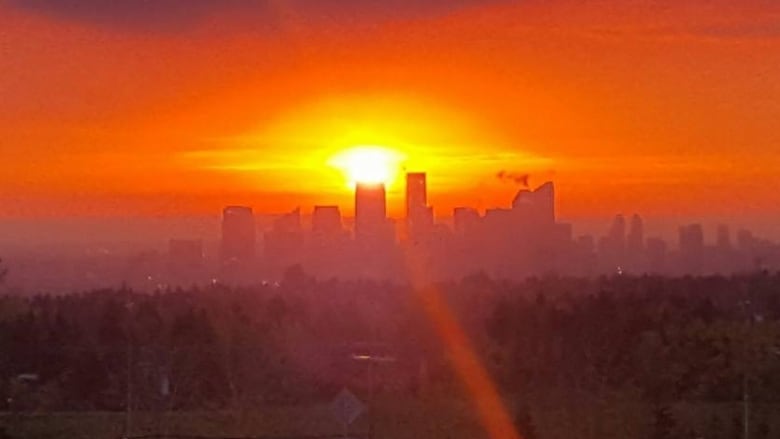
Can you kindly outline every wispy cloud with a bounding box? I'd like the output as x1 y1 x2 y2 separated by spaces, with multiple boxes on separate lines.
5 0 505 32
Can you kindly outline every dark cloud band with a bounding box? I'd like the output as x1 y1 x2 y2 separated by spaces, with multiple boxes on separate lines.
7 0 499 32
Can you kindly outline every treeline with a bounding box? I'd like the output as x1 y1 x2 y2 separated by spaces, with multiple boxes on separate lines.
0 270 441 411
2 270 780 414
485 273 780 403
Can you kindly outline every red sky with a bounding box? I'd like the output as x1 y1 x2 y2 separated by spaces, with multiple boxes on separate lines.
2 0 780 223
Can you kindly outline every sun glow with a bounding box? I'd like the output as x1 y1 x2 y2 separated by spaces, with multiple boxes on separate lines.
179 95 550 211
328 146 405 187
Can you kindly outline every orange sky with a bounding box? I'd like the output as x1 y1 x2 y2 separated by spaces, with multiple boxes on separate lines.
2 0 780 222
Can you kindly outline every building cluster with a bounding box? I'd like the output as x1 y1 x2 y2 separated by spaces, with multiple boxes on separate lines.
176 172 780 285
593 215 777 276
5 172 780 292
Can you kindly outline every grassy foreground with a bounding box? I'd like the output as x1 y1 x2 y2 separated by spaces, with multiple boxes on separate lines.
1 395 779 439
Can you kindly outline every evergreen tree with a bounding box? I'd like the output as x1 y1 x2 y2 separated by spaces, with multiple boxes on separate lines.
755 418 770 439
652 404 677 439
514 405 537 439
731 414 742 439
704 414 724 439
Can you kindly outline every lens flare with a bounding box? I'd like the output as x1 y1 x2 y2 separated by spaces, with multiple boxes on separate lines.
405 253 521 439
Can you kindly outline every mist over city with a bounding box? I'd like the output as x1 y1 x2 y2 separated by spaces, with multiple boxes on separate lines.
3 175 780 294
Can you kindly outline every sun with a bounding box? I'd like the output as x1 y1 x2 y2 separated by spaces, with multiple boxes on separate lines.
328 146 405 187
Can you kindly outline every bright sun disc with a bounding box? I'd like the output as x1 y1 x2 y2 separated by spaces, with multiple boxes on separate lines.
328 146 405 187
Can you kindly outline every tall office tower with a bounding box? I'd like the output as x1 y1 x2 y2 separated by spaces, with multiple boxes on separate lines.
714 224 734 274
309 205 346 277
453 207 480 234
511 181 556 224
627 214 645 253
716 225 732 250
406 172 427 217
221 206 256 263
264 207 303 276
533 181 555 223
272 207 301 233
679 223 705 274
598 214 627 272
609 214 627 251
679 224 704 253
624 214 645 273
737 229 755 252
354 182 387 241
312 205 342 236
406 172 433 237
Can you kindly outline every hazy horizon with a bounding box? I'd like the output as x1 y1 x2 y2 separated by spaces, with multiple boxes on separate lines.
2 211 779 248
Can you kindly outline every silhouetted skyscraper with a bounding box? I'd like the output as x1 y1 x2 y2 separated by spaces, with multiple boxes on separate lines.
308 205 347 277
627 214 644 253
273 207 302 233
406 173 426 216
453 207 480 234
511 181 555 224
264 207 303 277
679 224 705 274
312 205 342 235
737 229 755 252
406 172 433 238
713 224 734 273
355 182 388 241
609 214 626 249
221 206 256 264
534 181 555 223
598 214 627 273
716 225 732 250
623 214 646 273
679 224 704 252
353 182 398 278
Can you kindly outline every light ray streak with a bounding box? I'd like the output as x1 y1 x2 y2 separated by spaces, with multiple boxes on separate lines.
406 255 521 439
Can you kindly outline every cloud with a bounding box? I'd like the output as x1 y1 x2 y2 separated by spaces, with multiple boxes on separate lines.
11 0 777 41
6 0 502 32
694 20 780 40
576 3 780 42
496 170 529 187
6 0 228 31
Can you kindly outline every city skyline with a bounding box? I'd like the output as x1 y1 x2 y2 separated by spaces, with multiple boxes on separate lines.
2 1 780 221
2 170 778 293
205 173 780 284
